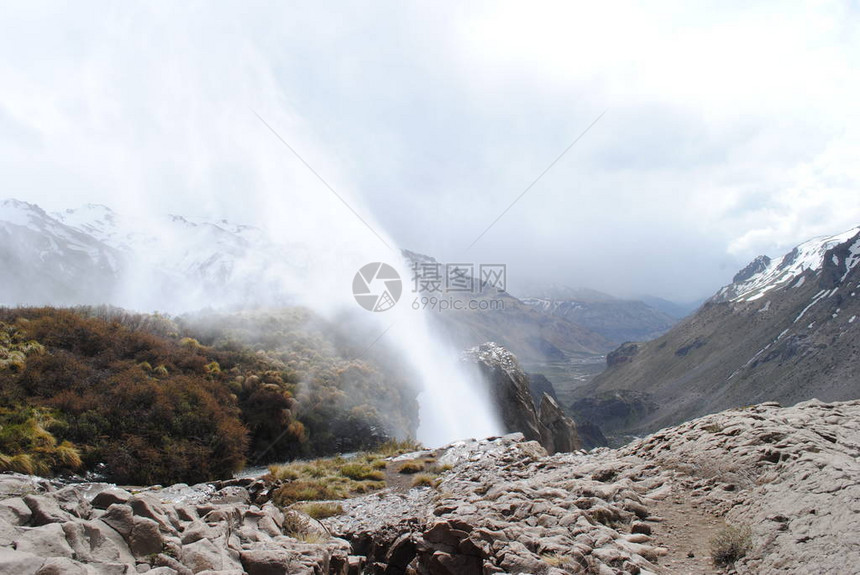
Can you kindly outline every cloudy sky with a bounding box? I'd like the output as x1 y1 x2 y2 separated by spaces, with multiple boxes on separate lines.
2 1 859 301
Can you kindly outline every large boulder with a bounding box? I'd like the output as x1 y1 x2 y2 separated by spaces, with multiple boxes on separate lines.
462 343 581 453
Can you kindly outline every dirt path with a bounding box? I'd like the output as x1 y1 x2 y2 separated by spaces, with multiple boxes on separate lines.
646 488 725 574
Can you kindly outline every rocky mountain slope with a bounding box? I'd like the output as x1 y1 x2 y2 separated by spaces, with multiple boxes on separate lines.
1 399 855 574
521 287 678 344
572 225 860 437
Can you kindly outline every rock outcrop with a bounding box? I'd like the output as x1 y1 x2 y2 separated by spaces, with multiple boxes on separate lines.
325 399 860 575
0 477 360 575
463 342 581 453
1 399 857 574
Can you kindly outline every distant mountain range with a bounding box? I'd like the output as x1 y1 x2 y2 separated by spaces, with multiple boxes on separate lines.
520 292 678 344
0 199 700 365
0 199 310 311
571 225 860 440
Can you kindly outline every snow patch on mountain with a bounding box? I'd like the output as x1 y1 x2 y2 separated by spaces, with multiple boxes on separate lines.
716 225 860 303
0 198 312 311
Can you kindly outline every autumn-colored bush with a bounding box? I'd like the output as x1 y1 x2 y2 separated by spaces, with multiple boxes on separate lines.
0 308 248 484
0 306 421 485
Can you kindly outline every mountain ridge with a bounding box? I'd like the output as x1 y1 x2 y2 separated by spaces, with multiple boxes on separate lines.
572 224 860 438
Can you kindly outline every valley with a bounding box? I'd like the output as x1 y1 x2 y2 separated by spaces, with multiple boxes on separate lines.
522 353 607 411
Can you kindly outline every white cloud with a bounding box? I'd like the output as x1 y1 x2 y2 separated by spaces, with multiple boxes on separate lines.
0 1 858 301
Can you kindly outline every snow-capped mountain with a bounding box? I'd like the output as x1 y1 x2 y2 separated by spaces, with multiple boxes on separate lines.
0 199 306 311
571 224 860 440
713 226 860 303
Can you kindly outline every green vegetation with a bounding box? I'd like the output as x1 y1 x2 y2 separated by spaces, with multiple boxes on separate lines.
339 462 385 481
0 306 420 485
411 473 440 488
711 524 753 567
397 459 425 474
269 451 392 504
0 407 82 475
373 438 423 457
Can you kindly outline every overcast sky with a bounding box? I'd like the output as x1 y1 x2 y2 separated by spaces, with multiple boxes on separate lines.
2 1 859 301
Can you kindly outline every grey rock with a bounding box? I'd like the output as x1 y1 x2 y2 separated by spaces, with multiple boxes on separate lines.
92 489 133 510
13 523 75 558
0 497 32 525
127 517 163 558
0 548 44 575
62 520 136 564
462 343 581 454
23 495 74 526
102 505 135 538
34 557 91 575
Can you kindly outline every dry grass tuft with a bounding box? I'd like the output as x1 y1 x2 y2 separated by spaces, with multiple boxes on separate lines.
711 524 753 567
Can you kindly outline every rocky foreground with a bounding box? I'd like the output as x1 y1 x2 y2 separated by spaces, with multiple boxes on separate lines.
0 399 857 574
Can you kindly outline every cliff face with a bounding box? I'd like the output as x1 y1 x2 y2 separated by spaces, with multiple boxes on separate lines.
462 342 581 454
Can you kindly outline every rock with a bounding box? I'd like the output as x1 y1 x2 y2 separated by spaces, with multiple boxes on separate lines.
129 496 177 534
239 549 296 575
62 520 136 564
241 510 281 538
153 554 192 575
0 548 45 575
630 521 651 535
23 495 74 526
0 474 52 499
13 523 75 558
0 497 33 525
0 399 855 575
34 557 91 575
50 485 94 518
427 550 482 575
462 343 581 454
102 505 135 538
180 520 226 545
209 487 249 506
385 533 417 570
181 538 237 572
538 393 581 454
128 517 163 558
92 489 133 510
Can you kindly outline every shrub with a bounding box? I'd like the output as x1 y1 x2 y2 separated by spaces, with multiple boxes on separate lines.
398 460 425 474
0 407 82 475
411 473 439 488
376 438 422 457
0 306 421 485
273 481 342 506
711 524 753 566
340 462 384 481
